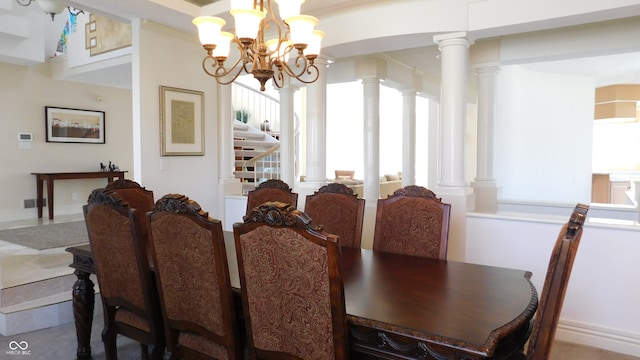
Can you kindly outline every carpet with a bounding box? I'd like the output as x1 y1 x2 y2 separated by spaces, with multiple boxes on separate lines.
0 221 89 250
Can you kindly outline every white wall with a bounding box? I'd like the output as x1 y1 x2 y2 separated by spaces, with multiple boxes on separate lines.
466 213 640 357
135 20 222 218
494 65 594 203
0 62 132 221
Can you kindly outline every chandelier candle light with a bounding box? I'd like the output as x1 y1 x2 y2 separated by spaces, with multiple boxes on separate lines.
193 0 324 91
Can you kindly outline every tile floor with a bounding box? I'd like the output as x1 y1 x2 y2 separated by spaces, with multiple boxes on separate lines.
0 215 637 359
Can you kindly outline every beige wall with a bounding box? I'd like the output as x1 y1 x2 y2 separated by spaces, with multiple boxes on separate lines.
0 20 226 222
0 62 132 221
134 20 222 218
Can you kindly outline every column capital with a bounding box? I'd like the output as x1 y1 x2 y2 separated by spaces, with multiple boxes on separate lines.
472 62 501 74
360 76 382 84
433 32 475 48
401 89 418 97
313 56 332 67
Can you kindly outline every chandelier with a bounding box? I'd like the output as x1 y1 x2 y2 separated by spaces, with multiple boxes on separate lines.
192 0 324 91
16 0 83 21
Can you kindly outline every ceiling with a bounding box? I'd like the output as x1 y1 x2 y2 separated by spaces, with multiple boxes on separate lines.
53 0 640 89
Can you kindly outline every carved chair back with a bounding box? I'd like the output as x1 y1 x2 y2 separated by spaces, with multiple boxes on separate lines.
245 179 298 215
106 179 154 238
83 188 165 360
373 185 451 259
147 194 241 360
305 182 365 248
524 203 589 360
233 202 350 360
489 204 589 360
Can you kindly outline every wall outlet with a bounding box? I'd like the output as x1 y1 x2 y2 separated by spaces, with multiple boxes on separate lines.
71 192 78 201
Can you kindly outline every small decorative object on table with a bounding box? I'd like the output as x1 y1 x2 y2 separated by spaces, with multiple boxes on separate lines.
100 161 120 172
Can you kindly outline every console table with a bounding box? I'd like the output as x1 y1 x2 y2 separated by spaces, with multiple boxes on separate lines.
32 171 126 219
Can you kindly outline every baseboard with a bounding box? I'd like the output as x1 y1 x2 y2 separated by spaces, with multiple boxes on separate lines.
0 206 83 223
556 318 640 357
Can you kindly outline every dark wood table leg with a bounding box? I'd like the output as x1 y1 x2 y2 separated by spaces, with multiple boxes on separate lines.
72 269 95 360
46 177 54 220
35 176 43 219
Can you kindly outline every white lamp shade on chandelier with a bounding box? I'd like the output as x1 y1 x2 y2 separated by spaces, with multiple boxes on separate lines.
16 0 83 20
192 0 324 91
37 0 66 14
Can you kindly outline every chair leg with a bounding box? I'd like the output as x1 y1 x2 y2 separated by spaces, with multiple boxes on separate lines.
102 327 118 360
140 343 150 360
150 343 165 360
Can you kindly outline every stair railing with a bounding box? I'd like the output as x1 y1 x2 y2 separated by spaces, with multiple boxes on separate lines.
242 144 281 184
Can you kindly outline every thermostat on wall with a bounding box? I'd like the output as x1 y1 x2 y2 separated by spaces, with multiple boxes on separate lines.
18 132 32 150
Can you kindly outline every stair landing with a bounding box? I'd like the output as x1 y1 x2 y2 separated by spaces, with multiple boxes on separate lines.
0 215 102 336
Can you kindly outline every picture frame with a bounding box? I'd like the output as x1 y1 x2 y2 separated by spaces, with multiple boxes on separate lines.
45 106 105 144
160 86 205 156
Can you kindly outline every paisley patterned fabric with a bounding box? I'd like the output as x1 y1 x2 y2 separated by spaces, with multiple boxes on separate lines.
239 226 335 360
178 332 229 360
150 215 226 336
86 206 146 310
246 179 298 215
148 192 241 360
106 180 154 237
374 196 448 259
84 189 165 359
305 192 363 248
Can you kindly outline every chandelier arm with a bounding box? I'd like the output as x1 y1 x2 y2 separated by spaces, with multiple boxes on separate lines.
213 67 245 85
201 56 245 85
279 53 312 79
271 69 285 89
296 63 320 84
241 44 258 75
16 0 32 6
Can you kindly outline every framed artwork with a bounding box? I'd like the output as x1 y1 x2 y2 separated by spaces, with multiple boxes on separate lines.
45 106 105 144
160 86 205 156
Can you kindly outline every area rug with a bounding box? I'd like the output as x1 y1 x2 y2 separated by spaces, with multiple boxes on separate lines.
0 221 88 250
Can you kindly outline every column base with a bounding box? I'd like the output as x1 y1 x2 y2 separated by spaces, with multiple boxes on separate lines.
471 181 498 212
433 186 474 262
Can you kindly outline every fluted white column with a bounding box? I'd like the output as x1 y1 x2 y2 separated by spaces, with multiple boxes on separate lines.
278 79 297 187
218 83 235 180
434 32 473 189
433 32 474 262
362 77 381 202
305 57 329 183
471 64 499 212
427 97 440 190
217 82 242 230
402 89 417 186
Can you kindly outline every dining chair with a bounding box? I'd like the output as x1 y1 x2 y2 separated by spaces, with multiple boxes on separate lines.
245 179 298 215
373 185 451 259
304 182 365 248
491 203 589 360
83 188 165 360
105 179 154 237
233 201 350 360
146 193 241 360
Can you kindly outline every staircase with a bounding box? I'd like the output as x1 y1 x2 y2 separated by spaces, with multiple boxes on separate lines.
233 120 281 194
0 244 103 336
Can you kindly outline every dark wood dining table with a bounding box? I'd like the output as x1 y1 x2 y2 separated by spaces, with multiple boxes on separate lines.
66 234 537 360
